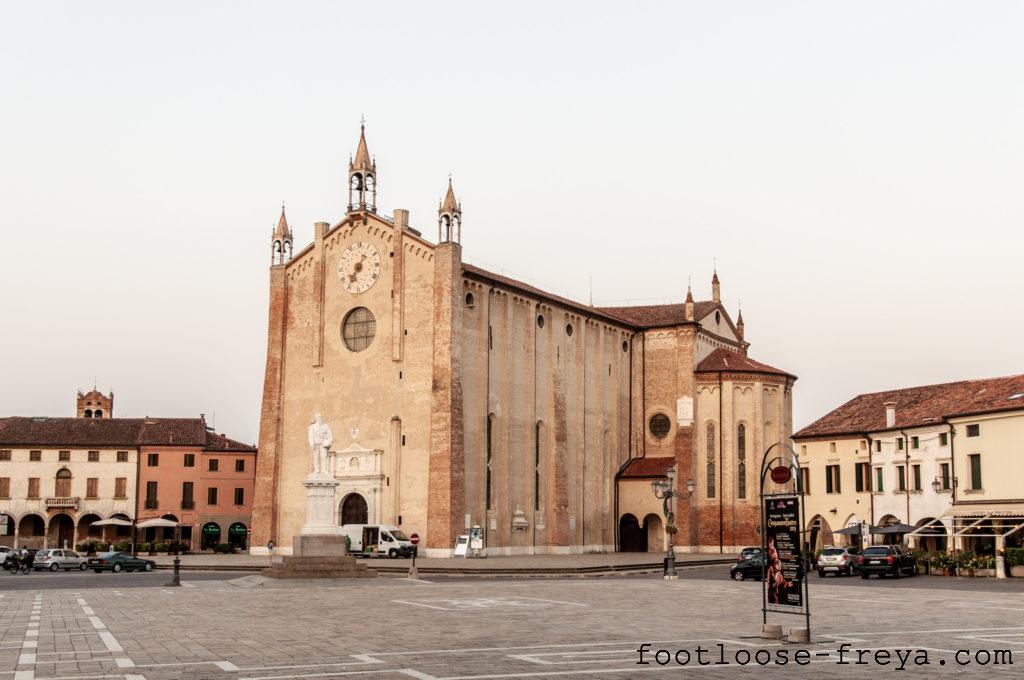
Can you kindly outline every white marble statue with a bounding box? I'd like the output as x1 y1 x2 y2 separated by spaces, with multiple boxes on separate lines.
307 413 334 477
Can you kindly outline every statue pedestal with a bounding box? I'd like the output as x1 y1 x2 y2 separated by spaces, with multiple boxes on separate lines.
300 475 344 537
295 476 346 557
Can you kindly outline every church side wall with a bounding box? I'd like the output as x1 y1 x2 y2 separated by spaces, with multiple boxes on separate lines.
459 283 633 555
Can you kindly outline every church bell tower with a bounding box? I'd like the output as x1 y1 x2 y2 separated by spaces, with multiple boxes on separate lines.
348 121 377 213
437 177 461 244
271 204 293 265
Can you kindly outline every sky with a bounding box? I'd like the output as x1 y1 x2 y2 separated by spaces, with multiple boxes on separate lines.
1 2 1022 444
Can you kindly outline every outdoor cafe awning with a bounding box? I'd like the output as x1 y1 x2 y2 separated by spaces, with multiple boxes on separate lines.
135 518 179 529
907 504 1024 540
90 518 134 527
870 523 917 535
833 526 862 536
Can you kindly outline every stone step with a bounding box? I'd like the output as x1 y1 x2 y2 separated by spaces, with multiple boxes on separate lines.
261 567 377 579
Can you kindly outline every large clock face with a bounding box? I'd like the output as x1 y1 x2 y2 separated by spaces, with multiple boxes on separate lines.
337 241 382 294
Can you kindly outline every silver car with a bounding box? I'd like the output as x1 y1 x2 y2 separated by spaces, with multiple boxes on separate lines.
33 549 88 572
817 546 861 577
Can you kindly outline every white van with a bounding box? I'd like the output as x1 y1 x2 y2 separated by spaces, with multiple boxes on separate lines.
340 524 415 558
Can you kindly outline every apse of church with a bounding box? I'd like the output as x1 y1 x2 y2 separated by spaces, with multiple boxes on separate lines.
251 125 796 556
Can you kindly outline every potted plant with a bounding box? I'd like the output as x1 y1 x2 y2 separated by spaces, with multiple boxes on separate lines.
958 551 976 577
1008 548 1024 577
976 554 996 577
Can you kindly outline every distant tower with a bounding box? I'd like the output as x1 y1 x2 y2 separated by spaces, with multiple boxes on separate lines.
736 307 745 341
712 269 721 303
77 389 113 418
685 283 695 321
437 177 462 244
347 121 377 213
271 204 293 265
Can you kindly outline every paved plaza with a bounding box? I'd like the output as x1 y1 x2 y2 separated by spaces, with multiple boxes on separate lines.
1 569 1021 679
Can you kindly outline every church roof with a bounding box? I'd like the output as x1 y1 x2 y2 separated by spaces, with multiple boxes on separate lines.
695 347 794 379
0 416 256 451
794 373 1024 439
597 301 716 327
618 456 675 479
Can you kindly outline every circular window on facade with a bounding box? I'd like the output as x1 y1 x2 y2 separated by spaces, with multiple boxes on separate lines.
341 307 376 352
565 323 574 337
537 314 545 328
649 413 671 439
622 340 629 353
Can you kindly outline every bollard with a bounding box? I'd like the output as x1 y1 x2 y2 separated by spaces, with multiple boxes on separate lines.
761 624 783 640
166 553 181 587
789 627 810 644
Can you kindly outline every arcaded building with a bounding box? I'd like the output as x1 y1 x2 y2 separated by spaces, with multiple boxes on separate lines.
251 126 795 556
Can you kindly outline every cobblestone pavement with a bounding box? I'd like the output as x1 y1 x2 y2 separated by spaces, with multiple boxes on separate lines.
1 574 1021 679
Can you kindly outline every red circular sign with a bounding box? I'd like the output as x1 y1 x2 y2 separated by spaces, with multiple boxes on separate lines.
770 466 792 484
409 533 420 545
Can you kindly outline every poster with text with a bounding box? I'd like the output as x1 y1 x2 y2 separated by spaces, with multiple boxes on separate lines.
764 495 804 611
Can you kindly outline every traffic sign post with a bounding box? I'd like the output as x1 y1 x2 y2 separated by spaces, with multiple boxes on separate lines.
408 533 420 579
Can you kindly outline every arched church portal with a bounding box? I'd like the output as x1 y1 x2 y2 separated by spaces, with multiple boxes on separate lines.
340 493 368 526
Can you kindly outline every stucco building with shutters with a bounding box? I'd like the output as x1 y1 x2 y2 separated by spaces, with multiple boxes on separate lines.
0 391 256 550
252 125 796 557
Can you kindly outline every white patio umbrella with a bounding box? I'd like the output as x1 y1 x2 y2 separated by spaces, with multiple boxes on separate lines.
135 518 179 529
90 518 134 527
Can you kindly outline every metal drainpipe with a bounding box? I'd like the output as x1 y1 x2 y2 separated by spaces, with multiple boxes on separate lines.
900 429 912 530
947 423 957 504
863 433 875 544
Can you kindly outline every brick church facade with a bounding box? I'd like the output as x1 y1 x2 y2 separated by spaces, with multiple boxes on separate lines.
251 125 795 556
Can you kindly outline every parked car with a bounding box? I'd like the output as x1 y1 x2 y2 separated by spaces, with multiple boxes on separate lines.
817 546 861 577
730 556 764 581
33 549 88 572
87 552 156 573
859 545 917 578
737 547 762 563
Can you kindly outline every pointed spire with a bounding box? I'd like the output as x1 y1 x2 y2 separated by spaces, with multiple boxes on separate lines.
685 279 695 321
352 118 373 171
711 266 721 303
441 175 459 213
274 203 290 237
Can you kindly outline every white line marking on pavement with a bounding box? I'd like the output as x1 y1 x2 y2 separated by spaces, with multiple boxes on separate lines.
99 631 123 653
398 671 438 680
116 658 136 668
391 600 449 611
350 655 384 664
88 616 106 630
514 597 589 607
214 661 240 671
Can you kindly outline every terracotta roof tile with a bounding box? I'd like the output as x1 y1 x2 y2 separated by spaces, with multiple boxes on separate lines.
794 373 1024 439
596 301 716 327
695 347 794 378
0 417 255 452
618 456 675 479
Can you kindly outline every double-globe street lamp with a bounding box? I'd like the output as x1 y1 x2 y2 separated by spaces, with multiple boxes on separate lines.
651 465 695 580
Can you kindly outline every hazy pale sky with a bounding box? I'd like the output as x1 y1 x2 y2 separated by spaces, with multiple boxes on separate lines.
2 2 1021 443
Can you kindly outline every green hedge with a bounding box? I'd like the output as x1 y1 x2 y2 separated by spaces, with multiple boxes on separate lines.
1007 548 1024 567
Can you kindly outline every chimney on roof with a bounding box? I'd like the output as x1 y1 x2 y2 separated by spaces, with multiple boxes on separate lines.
884 401 896 428
393 208 409 230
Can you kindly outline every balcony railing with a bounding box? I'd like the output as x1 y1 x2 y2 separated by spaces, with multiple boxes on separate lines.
181 499 195 510
45 497 79 509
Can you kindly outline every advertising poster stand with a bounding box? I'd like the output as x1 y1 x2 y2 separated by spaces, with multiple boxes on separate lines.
760 443 811 639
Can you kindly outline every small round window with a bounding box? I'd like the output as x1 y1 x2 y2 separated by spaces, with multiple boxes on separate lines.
649 413 671 439
622 340 629 353
565 323 574 337
341 307 376 352
465 292 475 307
537 314 545 328
715 310 721 324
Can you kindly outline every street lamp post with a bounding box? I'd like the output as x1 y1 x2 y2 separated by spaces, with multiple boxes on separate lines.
651 466 695 580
